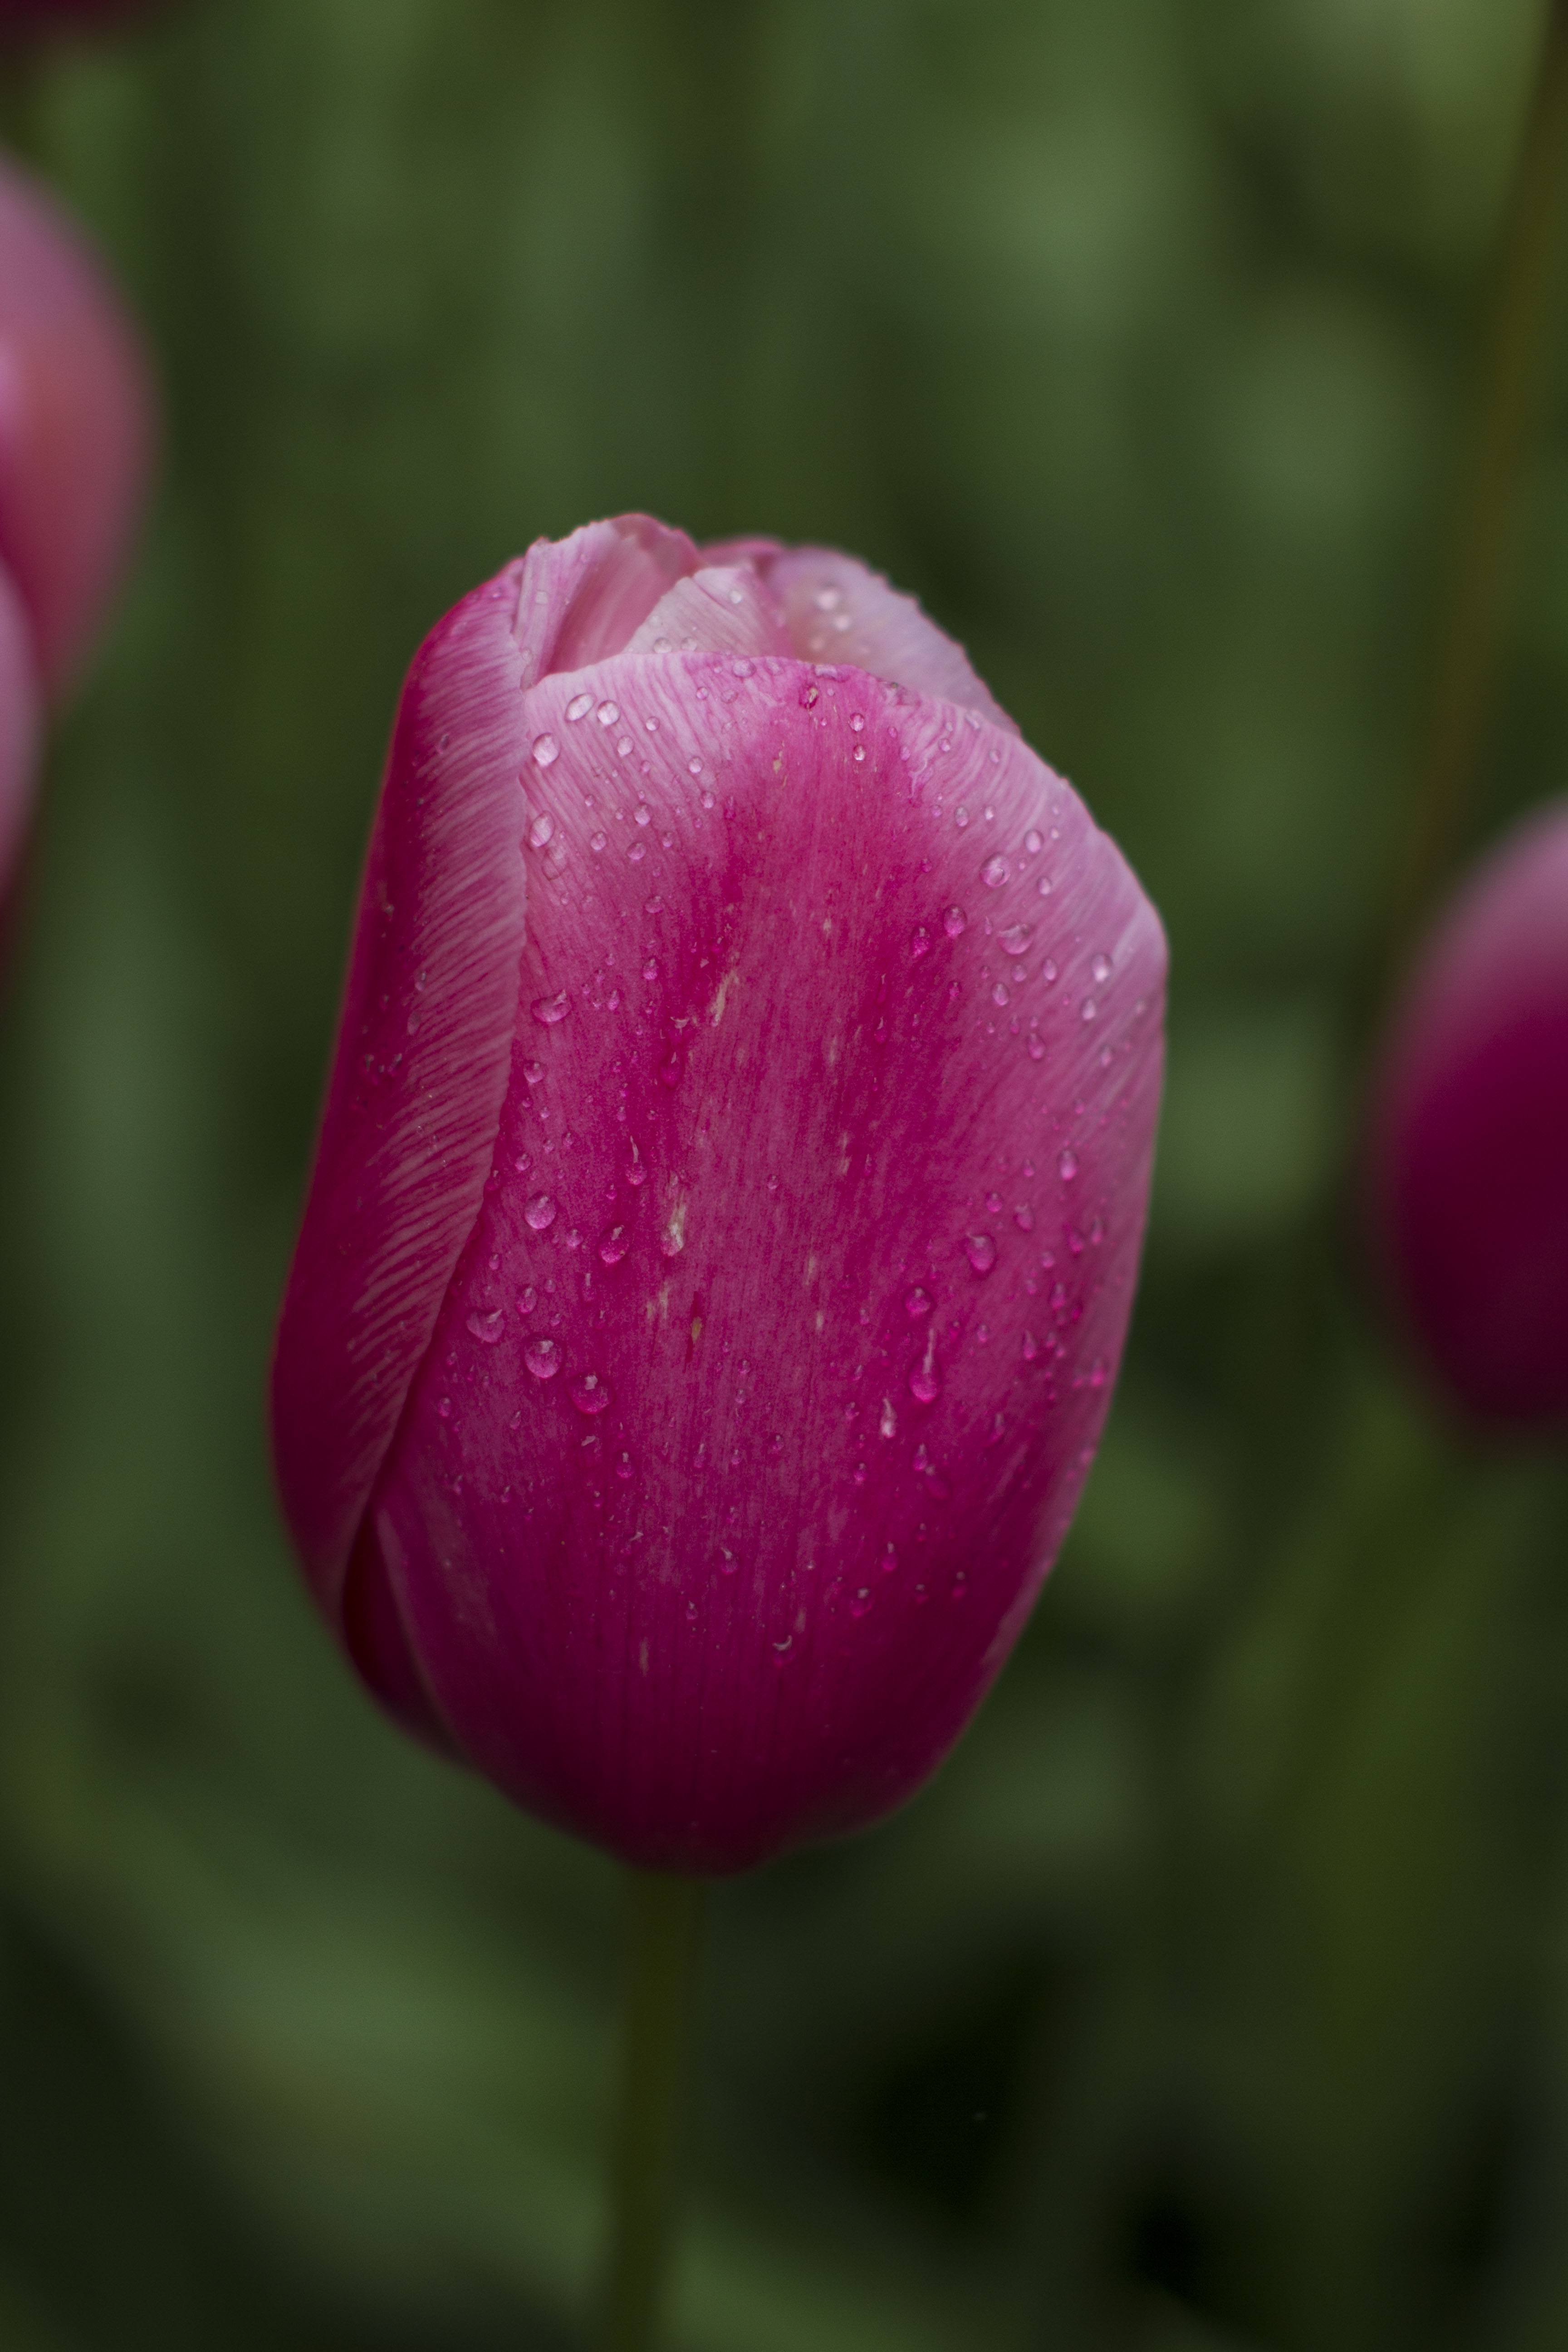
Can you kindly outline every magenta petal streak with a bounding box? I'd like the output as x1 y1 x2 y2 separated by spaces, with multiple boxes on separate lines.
274 525 1166 1874
0 561 39 900
1367 801 1568 1426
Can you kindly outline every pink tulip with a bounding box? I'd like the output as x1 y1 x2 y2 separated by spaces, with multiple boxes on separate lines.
0 151 155 696
272 516 1166 1874
1366 801 1568 1428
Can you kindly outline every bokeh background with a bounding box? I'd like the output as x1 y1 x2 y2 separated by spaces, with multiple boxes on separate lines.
1 0 1566 2345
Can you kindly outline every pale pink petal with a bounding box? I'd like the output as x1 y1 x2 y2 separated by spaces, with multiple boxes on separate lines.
364 654 1163 1872
271 564 534 1609
622 565 791 659
753 545 1018 731
0 559 39 902
537 513 699 675
0 153 155 693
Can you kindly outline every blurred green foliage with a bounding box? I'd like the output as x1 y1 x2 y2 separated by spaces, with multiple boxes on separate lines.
1 0 1566 2345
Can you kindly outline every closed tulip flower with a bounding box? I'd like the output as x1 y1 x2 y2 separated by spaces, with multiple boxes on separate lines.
273 515 1166 1875
1366 801 1568 1428
0 151 155 696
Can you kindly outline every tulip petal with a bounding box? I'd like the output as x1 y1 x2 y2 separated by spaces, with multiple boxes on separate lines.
368 652 1164 1871
0 559 39 904
0 153 155 693
537 512 699 675
740 543 1019 731
623 565 791 659
272 564 534 1607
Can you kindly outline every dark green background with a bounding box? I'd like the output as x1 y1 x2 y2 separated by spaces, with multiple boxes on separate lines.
1 1 1566 2345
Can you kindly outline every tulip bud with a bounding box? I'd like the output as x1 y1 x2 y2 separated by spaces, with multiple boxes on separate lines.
1365 801 1568 1428
0 151 155 695
273 517 1167 1873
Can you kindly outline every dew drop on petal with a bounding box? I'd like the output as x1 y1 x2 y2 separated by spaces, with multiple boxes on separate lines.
466 1308 505 1346
1058 1147 1079 1183
1092 953 1113 985
1081 998 1098 1023
590 830 607 852
1027 1035 1045 1061
524 1191 559 1231
943 905 967 938
911 925 931 959
566 692 593 722
909 1357 941 1404
626 1145 647 1187
954 805 970 830
596 700 619 726
599 1227 629 1265
992 982 1009 1007
904 1285 932 1318
532 991 569 1026
879 1397 898 1438
523 1059 545 1086
571 1373 611 1415
642 957 659 981
964 1233 998 1275
849 1587 873 1619
524 1336 561 1380
1022 1331 1040 1362
531 735 559 769
437 1396 453 1420
1024 828 1043 854
688 758 703 777
1014 1204 1035 1232
981 853 1009 889
518 1284 538 1313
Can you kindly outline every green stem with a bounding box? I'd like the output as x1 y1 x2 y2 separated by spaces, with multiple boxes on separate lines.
1382 0 1568 983
601 1872 704 2352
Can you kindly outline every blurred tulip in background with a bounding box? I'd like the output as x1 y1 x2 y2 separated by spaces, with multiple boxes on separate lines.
1365 800 1568 1427
0 149 154 698
272 516 1166 1874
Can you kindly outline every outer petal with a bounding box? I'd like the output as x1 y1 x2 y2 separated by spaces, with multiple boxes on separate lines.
1366 801 1568 1424
707 537 1018 732
0 559 39 907
271 564 532 1609
0 154 155 693
624 566 791 660
367 655 1165 1872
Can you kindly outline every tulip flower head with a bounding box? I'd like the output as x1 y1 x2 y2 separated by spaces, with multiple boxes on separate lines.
1366 800 1568 1428
273 517 1166 1873
0 151 155 695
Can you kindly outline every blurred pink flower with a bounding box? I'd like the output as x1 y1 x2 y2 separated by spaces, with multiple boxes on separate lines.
0 558 39 906
0 151 155 696
273 516 1166 1873
1366 800 1568 1427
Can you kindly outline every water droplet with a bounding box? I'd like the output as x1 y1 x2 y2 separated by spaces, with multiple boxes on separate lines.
954 806 970 830
628 841 647 862
1000 923 1032 955
599 1227 629 1265
852 744 866 763
524 1191 558 1231
590 829 607 853
642 957 659 981
571 1373 611 1415
466 1308 505 1346
964 1233 998 1275
1091 954 1112 985
985 1191 1003 1213
1027 1035 1045 1061
849 1587 873 1618
733 657 754 678
943 905 967 938
909 1356 941 1405
596 700 619 726
1014 1204 1035 1232
1024 828 1043 855
687 758 703 777
981 853 1009 889
904 1285 932 1318
437 1395 453 1419
633 804 652 829
1058 1147 1078 1183
1022 1331 1040 1362
992 982 1009 1007
566 692 593 722
617 1452 634 1481
911 925 932 959
1080 998 1098 1023
1041 959 1058 985
814 585 842 611
531 734 559 769
701 789 715 809
626 1145 647 1187
879 1397 898 1439
524 1336 561 1380
523 1059 545 1086
532 991 569 1026
772 1635 794 1661
518 1284 538 1313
